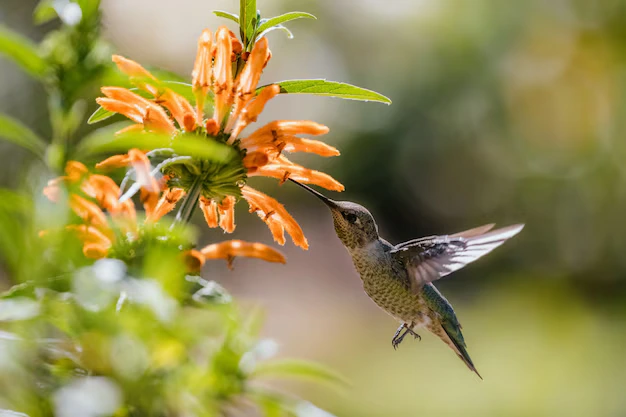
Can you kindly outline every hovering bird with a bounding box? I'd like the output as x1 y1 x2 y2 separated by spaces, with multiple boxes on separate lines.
290 180 523 378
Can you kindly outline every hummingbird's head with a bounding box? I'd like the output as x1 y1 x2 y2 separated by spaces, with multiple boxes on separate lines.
290 180 379 249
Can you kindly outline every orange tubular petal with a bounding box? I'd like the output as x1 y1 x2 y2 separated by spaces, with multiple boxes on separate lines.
96 98 144 124
82 174 122 212
192 29 213 89
128 149 159 193
159 89 196 131
200 197 219 228
101 87 153 108
241 186 308 249
235 37 269 98
245 120 330 145
228 30 243 56
191 29 213 124
112 55 157 80
228 37 270 135
96 154 131 170
140 187 160 218
266 219 286 246
218 196 236 233
184 249 205 272
200 240 286 268
230 84 280 140
69 195 110 231
212 27 234 124
242 151 270 172
65 161 89 181
252 159 344 191
147 188 185 222
100 87 175 134
143 104 177 134
66 224 112 247
244 136 339 158
112 55 160 96
83 243 109 259
242 84 280 122
280 137 340 157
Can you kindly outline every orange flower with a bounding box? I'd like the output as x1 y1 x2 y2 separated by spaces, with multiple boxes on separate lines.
199 240 286 269
241 186 308 249
43 162 194 264
93 26 344 249
45 162 290 269
44 162 134 258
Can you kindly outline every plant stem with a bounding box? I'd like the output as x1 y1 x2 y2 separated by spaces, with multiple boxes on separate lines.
173 176 203 226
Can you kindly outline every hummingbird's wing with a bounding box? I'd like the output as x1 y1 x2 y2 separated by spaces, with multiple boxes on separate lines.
390 224 524 291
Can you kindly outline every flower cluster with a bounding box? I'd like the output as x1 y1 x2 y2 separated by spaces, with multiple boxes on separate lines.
43 161 285 269
94 26 344 250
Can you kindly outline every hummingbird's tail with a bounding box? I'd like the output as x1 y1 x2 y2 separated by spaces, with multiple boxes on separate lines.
434 320 483 380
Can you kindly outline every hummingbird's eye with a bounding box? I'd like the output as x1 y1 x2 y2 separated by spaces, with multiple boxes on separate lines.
345 213 358 224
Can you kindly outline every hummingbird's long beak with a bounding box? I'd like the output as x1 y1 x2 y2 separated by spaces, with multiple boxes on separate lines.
289 179 339 209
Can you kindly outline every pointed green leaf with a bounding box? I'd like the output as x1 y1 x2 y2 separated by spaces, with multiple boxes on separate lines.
256 24 293 40
213 10 239 24
0 113 46 157
75 128 236 163
87 105 114 124
240 0 258 48
251 358 349 387
256 12 316 35
258 79 392 104
0 25 46 78
33 0 58 25
75 0 101 22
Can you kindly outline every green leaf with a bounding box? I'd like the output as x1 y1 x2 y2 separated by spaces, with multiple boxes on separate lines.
33 0 58 25
0 25 46 78
87 82 203 125
87 105 113 124
75 0 101 22
240 0 258 48
251 359 349 387
0 113 47 157
256 12 316 36
213 10 239 24
257 24 293 40
75 128 237 164
258 79 392 104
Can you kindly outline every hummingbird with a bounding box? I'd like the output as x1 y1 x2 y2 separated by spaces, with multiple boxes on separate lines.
290 180 524 379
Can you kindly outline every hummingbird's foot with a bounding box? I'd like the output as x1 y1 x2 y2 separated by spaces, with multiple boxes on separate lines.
392 325 404 350
406 327 421 341
392 323 421 349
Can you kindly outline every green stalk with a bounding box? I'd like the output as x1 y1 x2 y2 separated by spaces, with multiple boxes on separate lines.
173 176 203 226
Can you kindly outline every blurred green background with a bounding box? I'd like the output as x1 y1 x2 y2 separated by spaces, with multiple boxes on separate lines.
3 0 626 416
